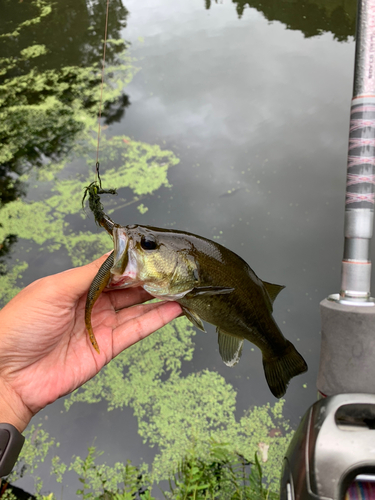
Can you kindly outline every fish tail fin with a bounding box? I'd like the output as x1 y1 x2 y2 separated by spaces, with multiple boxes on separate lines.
262 341 308 398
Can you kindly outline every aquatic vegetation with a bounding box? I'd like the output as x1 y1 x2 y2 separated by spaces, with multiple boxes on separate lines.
0 68 180 288
10 429 280 499
8 424 56 496
64 447 152 500
0 132 285 500
65 317 197 411
0 262 28 304
1 1 295 494
65 317 292 488
0 132 179 302
166 441 279 500
0 0 130 202
0 0 173 298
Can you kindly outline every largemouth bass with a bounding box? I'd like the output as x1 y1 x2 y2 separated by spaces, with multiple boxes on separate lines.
85 223 307 398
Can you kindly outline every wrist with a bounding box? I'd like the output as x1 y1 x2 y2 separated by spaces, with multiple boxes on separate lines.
0 383 32 433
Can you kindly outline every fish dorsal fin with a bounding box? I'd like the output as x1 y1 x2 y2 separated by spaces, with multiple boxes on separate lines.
217 328 244 367
181 306 206 332
262 281 285 305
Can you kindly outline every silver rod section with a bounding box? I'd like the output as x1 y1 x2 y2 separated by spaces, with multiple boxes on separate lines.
341 0 375 302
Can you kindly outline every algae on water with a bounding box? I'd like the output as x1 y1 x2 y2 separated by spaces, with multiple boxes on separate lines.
0 0 178 297
1 0 293 493
66 317 292 488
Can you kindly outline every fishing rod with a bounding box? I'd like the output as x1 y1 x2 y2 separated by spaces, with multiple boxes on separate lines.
280 1 375 499
318 0 375 397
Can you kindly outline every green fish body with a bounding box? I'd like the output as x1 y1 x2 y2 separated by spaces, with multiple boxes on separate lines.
87 224 307 397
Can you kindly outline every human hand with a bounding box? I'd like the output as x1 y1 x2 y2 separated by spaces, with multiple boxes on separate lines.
0 254 182 432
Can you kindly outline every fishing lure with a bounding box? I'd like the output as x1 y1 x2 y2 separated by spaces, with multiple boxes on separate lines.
82 166 117 353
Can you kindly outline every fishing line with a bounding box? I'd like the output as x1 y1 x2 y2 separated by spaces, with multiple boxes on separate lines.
82 0 116 217
95 0 111 184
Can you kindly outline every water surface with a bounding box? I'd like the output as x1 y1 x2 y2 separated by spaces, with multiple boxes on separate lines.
0 0 361 496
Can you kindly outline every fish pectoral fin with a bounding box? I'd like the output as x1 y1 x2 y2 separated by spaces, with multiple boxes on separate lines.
143 286 193 300
187 286 235 297
262 281 285 305
217 328 244 367
181 306 206 332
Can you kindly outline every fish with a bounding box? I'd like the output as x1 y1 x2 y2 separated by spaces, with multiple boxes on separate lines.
85 223 308 398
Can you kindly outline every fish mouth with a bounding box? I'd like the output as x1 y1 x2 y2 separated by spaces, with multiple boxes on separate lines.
112 226 129 276
108 274 136 288
108 226 139 288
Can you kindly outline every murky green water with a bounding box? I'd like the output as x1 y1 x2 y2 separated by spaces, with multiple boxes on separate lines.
0 0 361 496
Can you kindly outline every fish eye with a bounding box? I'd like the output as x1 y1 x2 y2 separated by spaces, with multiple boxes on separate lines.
141 235 157 251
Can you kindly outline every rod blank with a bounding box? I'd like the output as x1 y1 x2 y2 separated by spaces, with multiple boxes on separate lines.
340 0 375 301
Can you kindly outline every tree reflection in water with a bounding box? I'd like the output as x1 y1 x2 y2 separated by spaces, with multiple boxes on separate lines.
205 0 356 41
0 0 130 207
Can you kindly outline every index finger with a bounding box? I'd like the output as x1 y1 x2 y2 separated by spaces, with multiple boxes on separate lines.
105 286 154 310
111 300 182 356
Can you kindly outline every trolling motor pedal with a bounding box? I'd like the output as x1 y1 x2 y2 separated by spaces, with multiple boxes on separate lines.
280 394 375 500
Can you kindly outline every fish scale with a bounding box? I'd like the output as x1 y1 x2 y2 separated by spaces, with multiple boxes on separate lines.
83 224 308 398
81 177 307 398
